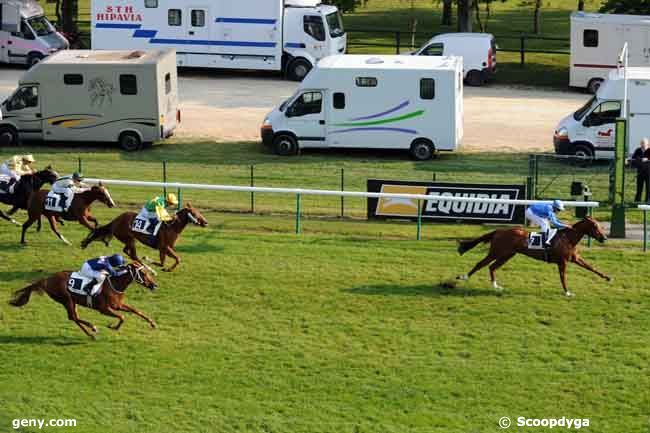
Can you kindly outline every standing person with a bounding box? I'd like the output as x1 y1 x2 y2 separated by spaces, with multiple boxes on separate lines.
631 138 650 202
525 199 570 248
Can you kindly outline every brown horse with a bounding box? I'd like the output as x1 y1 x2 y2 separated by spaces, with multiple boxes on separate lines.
81 203 208 272
456 216 610 296
9 261 158 340
21 185 116 246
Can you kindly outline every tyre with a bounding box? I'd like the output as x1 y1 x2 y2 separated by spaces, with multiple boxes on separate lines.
573 143 595 166
118 131 142 152
27 53 44 68
287 58 312 82
0 126 19 146
273 134 298 156
466 70 483 87
410 139 435 161
587 78 604 95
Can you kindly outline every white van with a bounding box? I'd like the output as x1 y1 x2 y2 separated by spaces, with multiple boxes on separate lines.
1 0 68 66
0 49 179 151
91 0 346 81
412 33 496 86
554 67 650 159
570 12 650 93
261 55 464 160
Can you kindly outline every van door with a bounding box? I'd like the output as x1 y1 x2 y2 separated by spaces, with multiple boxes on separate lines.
3 85 43 141
583 100 621 154
285 91 327 148
186 7 209 43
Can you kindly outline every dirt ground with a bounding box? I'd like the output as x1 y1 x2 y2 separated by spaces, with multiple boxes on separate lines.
0 67 589 152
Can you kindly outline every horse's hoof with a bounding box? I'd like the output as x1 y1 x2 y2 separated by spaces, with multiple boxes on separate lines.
605 276 612 282
150 322 157 329
565 291 574 297
91 325 98 333
89 335 96 341
456 274 468 281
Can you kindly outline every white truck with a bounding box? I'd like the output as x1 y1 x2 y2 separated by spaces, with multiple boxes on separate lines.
91 0 347 81
261 55 464 160
0 49 179 151
570 11 650 93
1 0 68 66
554 67 650 159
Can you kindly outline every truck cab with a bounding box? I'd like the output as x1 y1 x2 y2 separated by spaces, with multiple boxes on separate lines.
0 0 68 67
283 2 346 81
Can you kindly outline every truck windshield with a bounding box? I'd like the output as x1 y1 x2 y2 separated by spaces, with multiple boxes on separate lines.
27 16 55 36
573 96 596 121
326 11 344 38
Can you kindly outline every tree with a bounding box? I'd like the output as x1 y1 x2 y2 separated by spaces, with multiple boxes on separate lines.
323 0 362 13
533 0 542 34
578 0 585 10
600 0 650 14
442 0 453 26
473 0 508 32
457 0 472 32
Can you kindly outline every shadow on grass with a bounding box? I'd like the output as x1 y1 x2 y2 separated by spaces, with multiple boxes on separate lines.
175 243 225 254
343 283 504 297
0 270 48 282
0 334 85 346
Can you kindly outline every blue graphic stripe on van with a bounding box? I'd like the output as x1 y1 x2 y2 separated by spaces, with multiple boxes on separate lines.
133 29 158 38
215 18 277 24
149 38 276 47
95 23 142 29
329 127 418 135
350 100 410 121
285 42 306 49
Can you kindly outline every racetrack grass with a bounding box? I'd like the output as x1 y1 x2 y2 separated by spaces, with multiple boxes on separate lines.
1 205 649 433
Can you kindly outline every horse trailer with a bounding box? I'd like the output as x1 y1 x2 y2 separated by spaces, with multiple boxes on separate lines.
0 49 179 151
90 0 347 81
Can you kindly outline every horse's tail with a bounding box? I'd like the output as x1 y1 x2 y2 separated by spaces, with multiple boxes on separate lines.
81 221 114 249
457 231 496 255
9 281 43 307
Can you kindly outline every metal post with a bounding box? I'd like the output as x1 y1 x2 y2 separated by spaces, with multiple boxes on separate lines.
395 31 401 54
340 168 345 218
295 193 302 234
416 200 422 241
177 188 182 210
162 161 167 197
78 157 82 173
534 155 539 199
610 118 627 238
432 172 436 182
250 165 255 214
520 34 525 67
644 210 648 252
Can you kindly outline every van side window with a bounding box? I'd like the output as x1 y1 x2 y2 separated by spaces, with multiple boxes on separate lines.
333 92 345 109
120 74 138 95
584 29 598 48
586 101 620 125
165 73 171 94
191 10 205 27
420 78 435 100
168 9 182 26
8 86 38 110
422 43 444 56
145 0 158 7
355 77 377 87
288 92 322 117
304 16 325 42
64 74 83 85
13 21 35 40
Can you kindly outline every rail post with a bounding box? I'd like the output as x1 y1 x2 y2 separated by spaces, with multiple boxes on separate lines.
295 193 302 234
340 168 345 218
587 207 593 247
416 199 422 241
177 188 182 210
395 31 401 54
162 161 167 197
78 157 83 174
250 165 255 214
520 33 526 67
644 209 648 252
432 172 436 182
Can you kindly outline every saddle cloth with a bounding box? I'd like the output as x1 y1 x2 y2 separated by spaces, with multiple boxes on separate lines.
45 191 65 212
527 232 544 250
0 175 11 195
67 272 104 297
131 216 162 236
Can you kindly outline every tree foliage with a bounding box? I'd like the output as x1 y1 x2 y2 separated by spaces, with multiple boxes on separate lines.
600 0 650 14
323 0 363 13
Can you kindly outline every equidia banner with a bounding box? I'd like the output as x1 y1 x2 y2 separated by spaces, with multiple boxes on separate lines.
367 180 526 224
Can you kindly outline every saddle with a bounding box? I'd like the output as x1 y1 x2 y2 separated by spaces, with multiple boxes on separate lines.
527 232 545 250
67 272 104 307
131 216 162 237
0 175 13 195
44 191 67 213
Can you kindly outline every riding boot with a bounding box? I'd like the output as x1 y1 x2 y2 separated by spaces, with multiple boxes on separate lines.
7 178 16 194
542 233 550 262
82 279 98 295
148 218 158 235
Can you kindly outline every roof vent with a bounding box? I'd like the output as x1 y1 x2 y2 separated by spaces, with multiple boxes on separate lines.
366 57 384 65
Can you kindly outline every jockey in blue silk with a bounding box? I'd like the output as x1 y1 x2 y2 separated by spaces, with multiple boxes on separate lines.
525 199 569 246
79 254 126 294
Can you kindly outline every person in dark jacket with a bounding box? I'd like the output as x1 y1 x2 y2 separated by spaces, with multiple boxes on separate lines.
631 138 650 202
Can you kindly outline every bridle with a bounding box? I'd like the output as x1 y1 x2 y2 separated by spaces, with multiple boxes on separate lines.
129 262 157 286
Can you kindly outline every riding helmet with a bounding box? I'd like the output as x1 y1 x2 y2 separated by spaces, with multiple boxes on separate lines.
73 172 84 181
552 199 565 212
166 193 178 206
108 254 126 267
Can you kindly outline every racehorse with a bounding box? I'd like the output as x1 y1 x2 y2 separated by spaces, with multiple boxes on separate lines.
0 166 59 225
9 261 157 340
21 184 116 246
81 203 208 272
456 216 610 296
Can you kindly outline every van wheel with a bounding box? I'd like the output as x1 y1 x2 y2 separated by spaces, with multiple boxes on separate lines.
287 58 312 82
573 143 595 166
410 139 435 161
118 132 142 152
587 78 604 94
27 53 44 68
0 126 19 146
466 70 483 87
273 134 298 156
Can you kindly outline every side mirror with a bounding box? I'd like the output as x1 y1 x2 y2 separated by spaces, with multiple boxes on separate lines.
286 106 296 118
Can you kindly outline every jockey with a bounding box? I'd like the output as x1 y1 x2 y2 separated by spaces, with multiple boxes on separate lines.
79 254 126 294
137 193 178 234
52 172 89 212
525 199 570 247
0 155 36 193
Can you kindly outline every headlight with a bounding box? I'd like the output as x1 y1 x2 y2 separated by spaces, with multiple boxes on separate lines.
262 118 271 126
555 127 569 139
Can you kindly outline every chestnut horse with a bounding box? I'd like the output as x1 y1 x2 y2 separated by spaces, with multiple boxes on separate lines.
81 203 208 272
0 166 59 225
21 184 116 246
456 216 610 296
9 261 158 340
